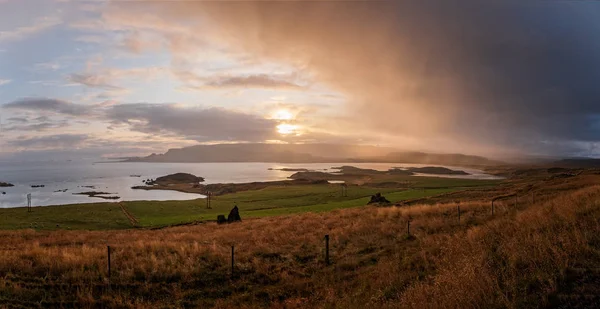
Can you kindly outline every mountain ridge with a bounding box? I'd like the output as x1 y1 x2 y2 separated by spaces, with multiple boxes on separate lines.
125 143 503 167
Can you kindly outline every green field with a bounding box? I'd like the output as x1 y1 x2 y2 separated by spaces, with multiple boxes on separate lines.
0 178 500 230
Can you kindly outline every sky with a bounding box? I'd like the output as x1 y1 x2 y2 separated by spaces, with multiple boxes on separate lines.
1 0 600 161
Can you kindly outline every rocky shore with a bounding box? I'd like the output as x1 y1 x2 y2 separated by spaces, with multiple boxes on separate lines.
74 191 120 200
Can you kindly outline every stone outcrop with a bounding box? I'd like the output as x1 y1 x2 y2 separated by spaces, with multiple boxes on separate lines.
227 206 242 223
217 215 227 224
0 182 14 187
368 193 391 205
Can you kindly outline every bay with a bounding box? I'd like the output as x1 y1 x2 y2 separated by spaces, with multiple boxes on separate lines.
0 161 501 208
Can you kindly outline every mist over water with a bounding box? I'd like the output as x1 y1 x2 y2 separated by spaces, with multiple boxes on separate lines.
0 161 500 208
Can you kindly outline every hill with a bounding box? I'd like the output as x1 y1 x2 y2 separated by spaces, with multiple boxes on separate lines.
126 143 502 166
1 170 599 308
552 158 600 168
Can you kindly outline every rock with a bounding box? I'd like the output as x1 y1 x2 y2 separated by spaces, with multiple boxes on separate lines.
31 185 45 188
2 192 5 195
217 215 227 224
368 193 391 205
0 182 14 187
227 205 242 223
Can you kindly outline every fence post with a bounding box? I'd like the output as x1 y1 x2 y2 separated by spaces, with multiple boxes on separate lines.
407 220 411 236
107 245 111 289
457 205 460 224
324 235 330 265
231 245 235 279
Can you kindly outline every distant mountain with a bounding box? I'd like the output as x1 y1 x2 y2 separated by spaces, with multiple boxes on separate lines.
379 151 500 167
551 158 600 168
125 143 502 167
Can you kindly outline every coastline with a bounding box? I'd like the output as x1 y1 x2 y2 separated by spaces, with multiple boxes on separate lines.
0 162 502 209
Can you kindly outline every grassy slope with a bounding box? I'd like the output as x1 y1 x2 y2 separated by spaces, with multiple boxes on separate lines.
0 177 498 230
0 203 130 230
0 175 597 308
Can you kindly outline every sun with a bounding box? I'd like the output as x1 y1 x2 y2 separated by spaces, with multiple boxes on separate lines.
277 123 299 135
272 109 294 121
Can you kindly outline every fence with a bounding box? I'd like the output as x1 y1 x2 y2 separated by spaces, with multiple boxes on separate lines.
96 191 537 288
5 189 542 297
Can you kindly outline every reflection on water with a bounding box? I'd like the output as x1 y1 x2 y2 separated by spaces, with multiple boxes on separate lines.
0 161 501 208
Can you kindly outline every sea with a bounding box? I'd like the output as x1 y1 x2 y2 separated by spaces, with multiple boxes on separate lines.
0 161 502 208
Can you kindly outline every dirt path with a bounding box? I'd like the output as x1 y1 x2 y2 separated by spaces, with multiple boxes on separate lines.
118 202 139 227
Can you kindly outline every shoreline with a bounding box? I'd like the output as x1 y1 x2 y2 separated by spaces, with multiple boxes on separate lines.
0 163 503 209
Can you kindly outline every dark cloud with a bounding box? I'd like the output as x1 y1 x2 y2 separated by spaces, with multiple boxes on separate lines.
6 117 27 123
3 98 90 116
7 134 89 148
129 0 600 156
204 74 303 89
106 103 278 142
3 114 69 132
34 116 50 122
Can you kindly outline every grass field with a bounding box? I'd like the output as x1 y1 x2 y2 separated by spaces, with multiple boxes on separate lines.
0 177 500 230
0 171 598 308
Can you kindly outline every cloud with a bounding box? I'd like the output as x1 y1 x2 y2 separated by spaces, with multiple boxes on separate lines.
66 67 167 96
1 97 285 145
2 114 69 132
0 79 11 86
67 73 123 90
32 61 62 71
106 103 278 142
109 1 600 156
5 121 69 132
3 98 91 116
7 134 88 149
0 16 62 42
6 117 27 123
204 74 303 90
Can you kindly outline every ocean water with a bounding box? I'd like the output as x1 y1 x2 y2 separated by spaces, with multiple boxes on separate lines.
0 161 501 208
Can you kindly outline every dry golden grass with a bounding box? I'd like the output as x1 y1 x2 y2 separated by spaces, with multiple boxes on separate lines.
1 173 599 308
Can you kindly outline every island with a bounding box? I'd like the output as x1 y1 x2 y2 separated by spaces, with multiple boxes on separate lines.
289 166 469 185
404 166 470 175
73 191 120 200
0 182 14 187
132 166 471 196
145 173 205 186
268 168 310 172
132 172 326 195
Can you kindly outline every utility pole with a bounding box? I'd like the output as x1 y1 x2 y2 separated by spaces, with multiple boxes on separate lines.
341 184 348 197
206 191 212 209
27 193 32 213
